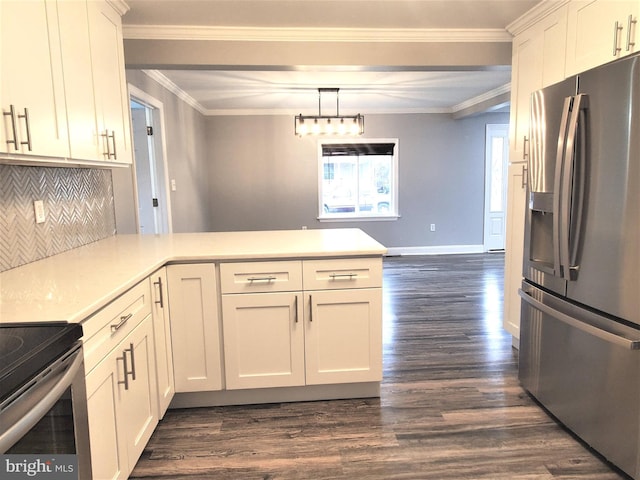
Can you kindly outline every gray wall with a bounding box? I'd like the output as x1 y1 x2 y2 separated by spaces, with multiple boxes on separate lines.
120 70 210 233
205 112 510 249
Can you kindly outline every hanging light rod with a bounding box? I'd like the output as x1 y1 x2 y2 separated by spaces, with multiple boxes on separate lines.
294 88 364 137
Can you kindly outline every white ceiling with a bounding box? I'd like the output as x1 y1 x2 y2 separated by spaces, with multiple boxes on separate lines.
122 0 541 115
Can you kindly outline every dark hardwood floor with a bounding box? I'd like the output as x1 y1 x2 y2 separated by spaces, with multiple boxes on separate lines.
130 254 628 479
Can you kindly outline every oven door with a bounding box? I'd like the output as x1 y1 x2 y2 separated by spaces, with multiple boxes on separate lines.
0 343 92 479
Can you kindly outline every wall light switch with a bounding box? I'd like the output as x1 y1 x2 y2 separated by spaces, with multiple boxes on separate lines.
430 223 436 232
34 200 45 224
170 179 177 191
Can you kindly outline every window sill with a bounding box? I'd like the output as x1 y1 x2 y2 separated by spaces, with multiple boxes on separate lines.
318 215 400 222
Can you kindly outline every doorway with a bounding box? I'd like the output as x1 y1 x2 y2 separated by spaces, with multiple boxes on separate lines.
483 124 509 251
129 85 171 234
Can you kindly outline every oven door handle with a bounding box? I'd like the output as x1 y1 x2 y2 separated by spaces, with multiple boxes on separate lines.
0 346 84 453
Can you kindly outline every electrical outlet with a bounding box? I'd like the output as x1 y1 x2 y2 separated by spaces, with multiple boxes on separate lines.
34 200 45 224
430 223 436 232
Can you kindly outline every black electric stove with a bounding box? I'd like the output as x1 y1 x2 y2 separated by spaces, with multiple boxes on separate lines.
0 322 83 405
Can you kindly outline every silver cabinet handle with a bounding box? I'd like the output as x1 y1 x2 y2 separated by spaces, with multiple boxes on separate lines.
627 14 637 51
522 135 529 160
308 294 313 322
18 107 32 151
614 20 623 56
100 130 110 158
247 276 276 283
111 313 132 333
153 277 164 308
294 294 299 323
329 273 358 280
127 343 136 381
117 349 130 390
521 165 528 189
4 105 18 150
108 130 116 159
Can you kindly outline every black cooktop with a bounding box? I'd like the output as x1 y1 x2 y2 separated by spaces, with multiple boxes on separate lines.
0 322 83 405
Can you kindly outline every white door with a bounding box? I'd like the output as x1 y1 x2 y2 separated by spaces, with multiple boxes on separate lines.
484 124 509 251
129 86 172 234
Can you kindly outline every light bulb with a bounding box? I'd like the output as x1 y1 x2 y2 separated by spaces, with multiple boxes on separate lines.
350 119 360 135
338 118 347 135
325 119 334 134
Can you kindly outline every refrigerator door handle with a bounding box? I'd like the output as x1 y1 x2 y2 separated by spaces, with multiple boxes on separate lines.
519 288 640 350
560 93 588 280
553 96 573 277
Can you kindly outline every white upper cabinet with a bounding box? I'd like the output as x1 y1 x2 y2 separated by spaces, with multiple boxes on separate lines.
0 0 69 158
0 0 132 165
88 1 133 164
508 4 568 166
566 0 640 75
58 0 101 161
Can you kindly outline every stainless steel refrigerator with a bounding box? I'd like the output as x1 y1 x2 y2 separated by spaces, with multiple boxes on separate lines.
519 52 640 478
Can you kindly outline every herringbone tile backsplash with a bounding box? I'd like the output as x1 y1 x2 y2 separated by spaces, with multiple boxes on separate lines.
0 165 115 272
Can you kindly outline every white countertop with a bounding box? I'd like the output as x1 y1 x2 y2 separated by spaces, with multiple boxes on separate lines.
0 229 386 324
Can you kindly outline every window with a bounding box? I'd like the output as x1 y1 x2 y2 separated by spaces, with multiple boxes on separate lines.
319 140 398 220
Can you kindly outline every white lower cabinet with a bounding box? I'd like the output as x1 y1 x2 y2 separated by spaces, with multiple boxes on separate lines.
306 288 382 385
150 267 175 418
222 291 305 389
167 263 223 393
85 314 158 480
220 258 383 390
503 162 528 340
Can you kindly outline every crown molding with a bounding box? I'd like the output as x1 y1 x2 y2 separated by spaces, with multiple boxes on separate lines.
141 70 510 117
106 0 130 17
123 25 512 43
506 0 571 36
141 70 207 115
451 83 511 113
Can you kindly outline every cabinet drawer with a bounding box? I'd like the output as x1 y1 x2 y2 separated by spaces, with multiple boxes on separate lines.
82 280 152 374
220 261 302 294
303 258 382 290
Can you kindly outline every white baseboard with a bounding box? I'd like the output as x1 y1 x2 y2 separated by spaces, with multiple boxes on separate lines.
385 244 485 256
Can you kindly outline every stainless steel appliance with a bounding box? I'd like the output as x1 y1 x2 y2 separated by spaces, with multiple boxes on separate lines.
520 52 640 478
0 322 92 478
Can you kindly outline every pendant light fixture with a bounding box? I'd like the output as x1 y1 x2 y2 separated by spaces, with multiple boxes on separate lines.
294 88 364 137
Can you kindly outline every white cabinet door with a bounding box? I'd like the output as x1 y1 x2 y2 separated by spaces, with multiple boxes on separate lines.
86 349 128 480
167 264 223 392
509 5 568 166
118 315 158 469
566 0 640 75
86 315 158 480
57 0 101 161
150 268 175 418
88 1 132 164
503 163 528 339
222 292 305 389
509 29 543 165
305 288 382 385
0 0 69 158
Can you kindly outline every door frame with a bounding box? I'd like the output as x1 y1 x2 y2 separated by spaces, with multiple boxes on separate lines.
483 123 509 251
128 84 173 234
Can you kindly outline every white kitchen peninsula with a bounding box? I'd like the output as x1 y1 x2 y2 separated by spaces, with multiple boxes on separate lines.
0 229 385 480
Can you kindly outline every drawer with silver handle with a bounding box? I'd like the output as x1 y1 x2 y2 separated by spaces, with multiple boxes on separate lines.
303 258 382 290
220 261 302 294
82 280 152 375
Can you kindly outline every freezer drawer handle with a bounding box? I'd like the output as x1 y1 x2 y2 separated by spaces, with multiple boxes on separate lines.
519 289 640 350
